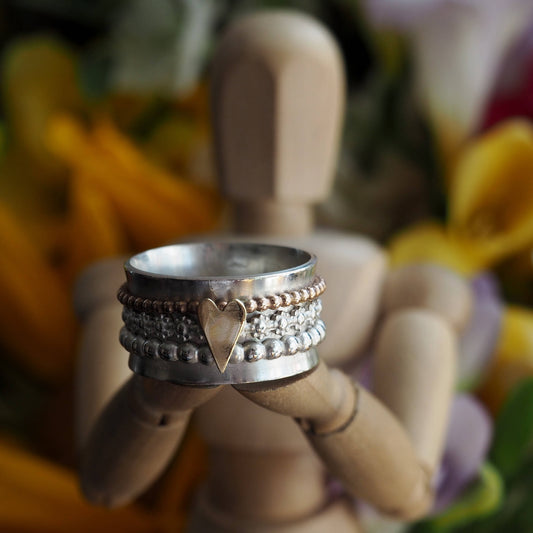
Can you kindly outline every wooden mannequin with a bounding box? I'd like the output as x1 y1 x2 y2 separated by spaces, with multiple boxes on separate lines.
77 10 472 533
73 258 131 448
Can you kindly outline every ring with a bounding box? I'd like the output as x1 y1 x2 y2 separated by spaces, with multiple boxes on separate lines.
118 242 326 385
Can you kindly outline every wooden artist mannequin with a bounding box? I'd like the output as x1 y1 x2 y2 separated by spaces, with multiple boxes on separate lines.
77 10 473 533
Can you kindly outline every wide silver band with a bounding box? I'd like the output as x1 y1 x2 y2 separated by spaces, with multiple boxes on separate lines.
129 349 319 386
120 242 324 385
125 242 316 301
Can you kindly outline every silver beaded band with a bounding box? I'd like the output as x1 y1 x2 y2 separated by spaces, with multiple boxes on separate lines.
120 242 325 385
117 276 325 314
120 299 325 365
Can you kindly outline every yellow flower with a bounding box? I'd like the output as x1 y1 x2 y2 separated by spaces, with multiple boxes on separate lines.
0 112 222 380
479 306 533 414
388 221 484 275
449 120 533 265
61 176 128 284
0 202 77 382
47 114 223 256
2 35 82 183
0 436 182 532
390 121 533 274
0 32 215 530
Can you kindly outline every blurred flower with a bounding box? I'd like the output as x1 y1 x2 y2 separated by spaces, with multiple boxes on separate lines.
458 274 503 391
479 306 533 414
142 84 215 187
0 430 208 532
0 42 222 382
0 36 84 259
390 120 533 273
363 0 533 157
110 0 218 96
420 463 502 533
1 35 83 184
47 114 222 281
433 394 493 513
0 110 222 384
388 222 482 275
450 120 533 264
483 22 533 129
0 201 77 382
0 437 166 532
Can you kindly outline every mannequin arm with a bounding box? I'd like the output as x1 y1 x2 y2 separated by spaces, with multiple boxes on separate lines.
234 264 466 520
235 362 435 520
81 375 220 507
74 258 132 449
375 264 471 473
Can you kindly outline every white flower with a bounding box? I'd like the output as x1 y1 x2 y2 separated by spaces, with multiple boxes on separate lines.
364 0 533 147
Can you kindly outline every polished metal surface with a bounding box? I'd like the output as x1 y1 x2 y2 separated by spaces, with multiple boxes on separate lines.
125 242 316 301
121 242 323 385
129 349 319 386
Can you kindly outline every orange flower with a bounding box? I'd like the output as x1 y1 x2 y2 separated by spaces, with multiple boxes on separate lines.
0 113 222 380
47 115 223 256
0 436 184 532
0 202 77 382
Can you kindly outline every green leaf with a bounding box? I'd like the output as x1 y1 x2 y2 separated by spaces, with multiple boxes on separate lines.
490 377 533 479
410 463 503 533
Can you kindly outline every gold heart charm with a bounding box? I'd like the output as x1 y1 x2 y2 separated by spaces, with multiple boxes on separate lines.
198 299 247 373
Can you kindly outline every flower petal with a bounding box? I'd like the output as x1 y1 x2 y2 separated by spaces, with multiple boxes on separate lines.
433 394 493 512
61 175 127 283
458 274 503 390
0 438 177 532
0 202 77 382
388 222 484 275
450 120 533 264
479 305 533 413
46 114 223 251
364 0 533 153
2 36 82 182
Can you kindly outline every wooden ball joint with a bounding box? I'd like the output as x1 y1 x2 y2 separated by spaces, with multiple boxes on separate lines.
77 10 472 533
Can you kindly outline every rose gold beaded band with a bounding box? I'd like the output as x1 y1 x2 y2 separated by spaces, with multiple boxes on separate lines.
117 276 326 314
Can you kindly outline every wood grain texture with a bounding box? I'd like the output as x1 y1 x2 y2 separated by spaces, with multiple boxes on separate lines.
189 10 388 531
80 375 220 507
308 387 433 521
382 263 473 332
188 492 361 533
212 10 345 208
74 257 131 448
374 309 457 475
236 362 433 520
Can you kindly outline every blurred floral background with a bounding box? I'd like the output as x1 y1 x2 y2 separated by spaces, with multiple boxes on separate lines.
2 0 533 531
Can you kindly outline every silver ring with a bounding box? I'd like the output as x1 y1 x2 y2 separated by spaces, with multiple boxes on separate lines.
119 242 325 385
125 242 316 300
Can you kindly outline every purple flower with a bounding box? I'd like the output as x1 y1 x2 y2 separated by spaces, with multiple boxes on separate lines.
433 394 492 512
458 273 503 389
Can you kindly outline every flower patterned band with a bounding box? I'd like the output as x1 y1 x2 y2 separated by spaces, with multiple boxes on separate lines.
119 243 326 385
120 298 325 364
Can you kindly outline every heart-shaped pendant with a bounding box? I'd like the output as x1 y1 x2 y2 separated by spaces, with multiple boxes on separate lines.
198 299 247 373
